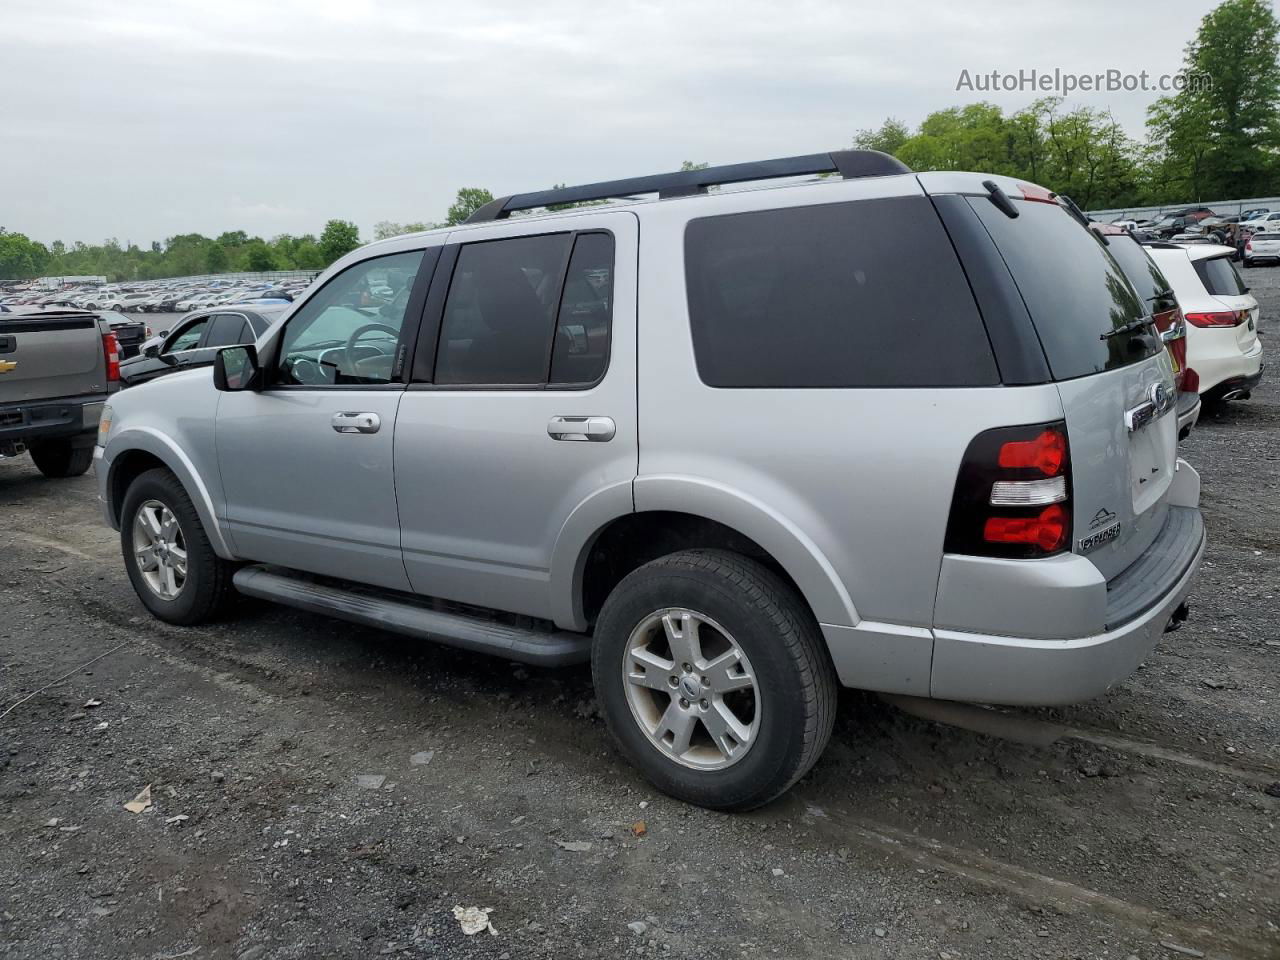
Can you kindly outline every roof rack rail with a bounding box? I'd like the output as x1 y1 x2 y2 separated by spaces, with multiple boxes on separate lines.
465 150 912 223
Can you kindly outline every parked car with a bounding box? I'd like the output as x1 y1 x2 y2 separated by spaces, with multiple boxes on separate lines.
96 311 149 359
0 308 121 477
96 153 1204 810
1146 243 1264 404
1239 207 1271 221
1242 211 1280 234
1243 229 1280 267
1091 225 1199 437
119 307 283 387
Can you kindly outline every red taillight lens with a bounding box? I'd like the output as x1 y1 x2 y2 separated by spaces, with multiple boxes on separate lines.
945 421 1073 559
997 429 1067 476
983 504 1070 552
1182 367 1200 393
1245 240 1253 252
102 332 120 381
1017 182 1058 204
1184 310 1241 328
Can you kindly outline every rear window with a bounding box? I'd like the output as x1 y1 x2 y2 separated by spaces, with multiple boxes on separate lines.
1193 256 1248 297
1103 235 1177 311
683 198 998 388
968 198 1157 381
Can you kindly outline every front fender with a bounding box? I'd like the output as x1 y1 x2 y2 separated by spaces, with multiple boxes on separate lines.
633 474 859 627
103 426 237 559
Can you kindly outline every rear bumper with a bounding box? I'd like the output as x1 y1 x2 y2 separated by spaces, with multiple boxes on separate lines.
0 394 106 449
927 505 1204 705
1209 365 1264 400
1176 390 1200 436
1193 335 1263 394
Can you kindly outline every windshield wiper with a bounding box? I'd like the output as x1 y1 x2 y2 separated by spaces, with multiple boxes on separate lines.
1100 316 1155 341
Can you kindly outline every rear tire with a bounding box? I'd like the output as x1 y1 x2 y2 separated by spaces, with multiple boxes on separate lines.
592 549 837 811
120 468 235 625
29 440 93 478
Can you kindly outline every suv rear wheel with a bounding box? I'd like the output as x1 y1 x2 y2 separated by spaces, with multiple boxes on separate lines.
592 549 836 810
120 468 234 624
29 440 93 478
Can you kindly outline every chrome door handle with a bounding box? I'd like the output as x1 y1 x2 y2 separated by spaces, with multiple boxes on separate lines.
548 416 615 442
331 412 381 434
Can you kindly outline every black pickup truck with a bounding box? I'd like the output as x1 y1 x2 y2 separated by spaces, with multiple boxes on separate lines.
0 309 121 477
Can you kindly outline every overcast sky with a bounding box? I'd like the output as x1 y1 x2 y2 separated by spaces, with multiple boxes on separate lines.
1 0 1230 246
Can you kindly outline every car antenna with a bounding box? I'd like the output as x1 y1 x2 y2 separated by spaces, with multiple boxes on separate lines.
982 180 1019 219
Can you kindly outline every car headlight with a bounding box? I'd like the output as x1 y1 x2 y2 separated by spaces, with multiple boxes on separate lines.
97 404 113 447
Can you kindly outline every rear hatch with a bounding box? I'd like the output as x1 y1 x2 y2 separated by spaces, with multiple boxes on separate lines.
0 311 106 405
962 190 1179 580
1193 252 1261 354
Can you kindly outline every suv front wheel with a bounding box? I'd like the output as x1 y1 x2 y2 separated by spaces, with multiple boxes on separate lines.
120 468 234 624
592 550 837 810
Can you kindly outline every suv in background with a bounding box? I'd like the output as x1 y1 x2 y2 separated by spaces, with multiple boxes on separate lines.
96 153 1204 810
1092 225 1199 437
1146 243 1264 405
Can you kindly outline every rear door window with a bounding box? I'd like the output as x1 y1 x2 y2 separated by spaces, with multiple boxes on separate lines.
1193 256 1248 297
683 197 999 388
968 198 1158 380
203 313 249 348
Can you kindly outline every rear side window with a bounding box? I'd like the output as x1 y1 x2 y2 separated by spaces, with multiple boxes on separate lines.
550 232 614 385
435 234 572 385
969 199 1156 380
204 314 248 348
684 198 998 388
1193 256 1248 297
1103 236 1176 311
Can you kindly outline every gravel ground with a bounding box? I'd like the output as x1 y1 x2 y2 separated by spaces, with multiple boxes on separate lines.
2 273 1278 960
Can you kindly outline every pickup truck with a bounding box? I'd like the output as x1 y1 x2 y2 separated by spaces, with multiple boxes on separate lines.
0 309 120 477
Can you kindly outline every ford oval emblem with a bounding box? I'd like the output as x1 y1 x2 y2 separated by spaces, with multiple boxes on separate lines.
1149 381 1172 413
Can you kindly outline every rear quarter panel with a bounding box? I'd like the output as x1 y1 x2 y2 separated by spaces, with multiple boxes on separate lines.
634 180 1065 630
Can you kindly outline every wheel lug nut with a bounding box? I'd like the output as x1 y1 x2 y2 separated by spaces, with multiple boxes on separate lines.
668 676 679 687
682 663 692 673
700 676 709 686
699 699 709 710
679 698 689 708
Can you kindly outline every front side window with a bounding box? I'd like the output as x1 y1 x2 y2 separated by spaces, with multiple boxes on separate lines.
276 250 424 386
167 317 210 352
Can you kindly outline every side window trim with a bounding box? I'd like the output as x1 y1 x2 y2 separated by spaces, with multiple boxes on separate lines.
264 247 439 391
198 312 253 350
410 228 615 391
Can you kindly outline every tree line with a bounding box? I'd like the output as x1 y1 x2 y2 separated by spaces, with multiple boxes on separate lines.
3 0 1275 283
854 0 1279 209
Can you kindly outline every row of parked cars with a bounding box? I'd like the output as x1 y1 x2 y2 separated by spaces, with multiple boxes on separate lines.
1 151 1264 810
0 277 311 315
1108 205 1280 266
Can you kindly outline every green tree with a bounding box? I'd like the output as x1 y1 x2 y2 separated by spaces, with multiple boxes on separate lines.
853 118 911 155
445 188 495 225
318 219 361 264
1145 0 1280 200
244 240 278 272
0 231 50 280
206 242 230 273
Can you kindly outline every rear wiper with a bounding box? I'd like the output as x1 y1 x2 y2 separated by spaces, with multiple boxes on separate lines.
1100 316 1155 341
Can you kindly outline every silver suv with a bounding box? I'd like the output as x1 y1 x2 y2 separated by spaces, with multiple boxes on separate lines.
95 152 1205 810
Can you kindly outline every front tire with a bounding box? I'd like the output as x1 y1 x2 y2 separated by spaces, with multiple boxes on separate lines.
29 439 93 478
592 549 837 811
120 468 234 624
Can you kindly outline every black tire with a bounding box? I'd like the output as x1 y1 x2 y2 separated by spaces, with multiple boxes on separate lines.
592 549 837 811
120 467 235 625
29 440 93 478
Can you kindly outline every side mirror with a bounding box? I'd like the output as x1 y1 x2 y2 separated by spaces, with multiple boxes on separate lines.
213 344 262 392
157 330 169 338
144 344 160 359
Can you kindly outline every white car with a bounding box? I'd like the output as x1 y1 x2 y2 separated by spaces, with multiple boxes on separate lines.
1243 230 1280 267
1147 243 1264 403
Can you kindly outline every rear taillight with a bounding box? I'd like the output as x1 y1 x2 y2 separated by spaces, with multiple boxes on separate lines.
1182 367 1200 393
1184 310 1241 328
102 332 120 381
945 422 1072 559
1245 240 1253 252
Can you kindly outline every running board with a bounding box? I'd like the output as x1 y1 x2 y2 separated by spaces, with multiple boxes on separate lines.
232 566 591 666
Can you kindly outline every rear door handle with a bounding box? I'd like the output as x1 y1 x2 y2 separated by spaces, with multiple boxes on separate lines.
548 416 615 442
332 411 381 434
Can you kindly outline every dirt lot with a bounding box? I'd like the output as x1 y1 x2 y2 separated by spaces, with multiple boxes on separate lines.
2 272 1278 960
